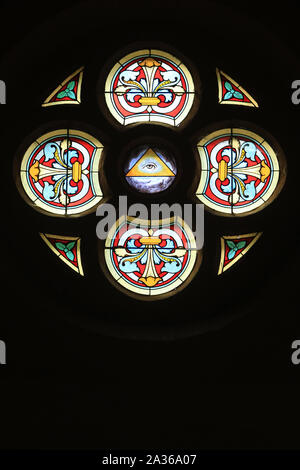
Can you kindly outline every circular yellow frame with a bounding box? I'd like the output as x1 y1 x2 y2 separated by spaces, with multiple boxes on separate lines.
17 129 104 217
104 49 196 128
101 215 202 300
196 127 287 217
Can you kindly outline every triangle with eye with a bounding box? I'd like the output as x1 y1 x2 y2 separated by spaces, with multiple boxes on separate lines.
126 148 175 177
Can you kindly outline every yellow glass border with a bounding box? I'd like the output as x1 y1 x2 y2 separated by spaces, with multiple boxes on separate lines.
196 127 285 217
19 129 103 218
104 49 196 128
105 214 198 250
118 49 150 65
102 214 201 300
197 128 232 148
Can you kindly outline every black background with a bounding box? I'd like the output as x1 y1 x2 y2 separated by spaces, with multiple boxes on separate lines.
0 0 300 451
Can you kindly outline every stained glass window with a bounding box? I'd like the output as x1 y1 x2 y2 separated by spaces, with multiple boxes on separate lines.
218 232 262 274
40 233 84 275
216 68 258 107
42 67 84 107
102 216 201 298
196 126 286 216
13 44 288 301
104 49 197 127
124 145 177 193
17 129 103 217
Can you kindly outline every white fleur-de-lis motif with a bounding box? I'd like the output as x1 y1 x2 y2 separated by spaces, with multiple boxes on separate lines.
114 57 185 112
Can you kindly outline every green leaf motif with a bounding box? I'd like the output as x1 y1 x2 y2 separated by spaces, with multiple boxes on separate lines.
55 242 66 251
66 80 75 91
55 241 76 262
56 91 67 99
226 240 236 249
66 250 75 261
67 90 76 100
226 239 247 253
223 81 244 101
236 241 246 250
56 81 76 100
233 90 244 99
66 241 76 250
223 91 233 100
224 81 233 91
228 249 237 260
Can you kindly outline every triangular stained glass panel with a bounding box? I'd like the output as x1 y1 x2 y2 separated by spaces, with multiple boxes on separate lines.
42 67 84 107
216 68 258 107
40 233 84 275
218 232 262 275
126 148 175 177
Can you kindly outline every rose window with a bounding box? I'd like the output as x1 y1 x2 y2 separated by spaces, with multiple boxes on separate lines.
12 40 288 337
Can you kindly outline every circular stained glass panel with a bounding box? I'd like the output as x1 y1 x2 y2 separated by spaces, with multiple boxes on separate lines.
18 129 103 217
196 127 286 216
104 49 196 127
103 215 201 298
